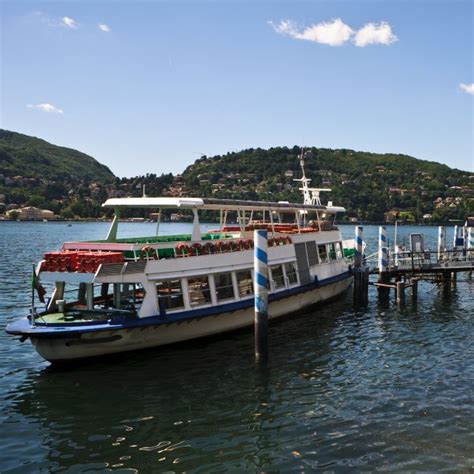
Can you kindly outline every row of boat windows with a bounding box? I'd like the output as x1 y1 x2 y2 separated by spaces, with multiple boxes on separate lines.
156 262 298 312
49 241 343 315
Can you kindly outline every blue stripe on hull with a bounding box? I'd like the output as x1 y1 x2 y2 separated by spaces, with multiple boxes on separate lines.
6 271 353 338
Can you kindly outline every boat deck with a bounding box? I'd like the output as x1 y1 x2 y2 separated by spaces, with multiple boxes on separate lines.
36 308 137 325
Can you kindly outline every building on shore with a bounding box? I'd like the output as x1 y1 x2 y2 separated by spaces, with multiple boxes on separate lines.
6 206 57 221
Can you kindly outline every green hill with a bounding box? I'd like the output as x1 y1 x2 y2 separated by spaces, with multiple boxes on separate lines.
0 132 472 222
0 129 114 182
182 147 473 222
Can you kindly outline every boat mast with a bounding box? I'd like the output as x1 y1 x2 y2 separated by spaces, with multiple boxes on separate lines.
294 148 312 205
294 148 331 208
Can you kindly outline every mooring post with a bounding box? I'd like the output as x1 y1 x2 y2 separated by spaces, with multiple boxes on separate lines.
396 281 405 306
363 267 370 305
468 227 474 256
462 225 468 255
452 225 459 259
254 229 269 364
353 226 368 305
378 226 388 273
468 227 473 279
378 226 390 301
411 278 418 303
441 271 451 292
355 225 364 270
438 225 446 262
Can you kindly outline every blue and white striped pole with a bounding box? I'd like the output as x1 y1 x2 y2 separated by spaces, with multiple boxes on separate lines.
468 227 474 256
453 225 459 249
254 230 269 363
453 224 463 259
438 225 446 261
462 225 468 252
355 226 364 269
378 226 388 273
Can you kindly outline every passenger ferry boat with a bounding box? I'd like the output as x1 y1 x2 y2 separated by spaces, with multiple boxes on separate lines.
6 156 354 362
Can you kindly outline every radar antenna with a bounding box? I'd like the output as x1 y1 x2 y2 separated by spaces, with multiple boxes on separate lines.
293 148 332 206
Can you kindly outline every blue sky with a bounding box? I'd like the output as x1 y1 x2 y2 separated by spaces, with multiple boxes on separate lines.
1 0 473 177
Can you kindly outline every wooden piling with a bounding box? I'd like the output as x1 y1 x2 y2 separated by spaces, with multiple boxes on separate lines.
254 230 269 364
354 268 369 306
363 268 370 305
396 281 405 306
377 274 390 302
442 271 451 293
411 278 418 302
353 226 369 306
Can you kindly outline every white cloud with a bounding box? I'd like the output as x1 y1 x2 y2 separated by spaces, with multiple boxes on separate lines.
460 83 474 95
61 16 78 29
27 103 64 114
270 18 353 46
353 21 398 47
270 18 398 48
98 23 111 32
270 20 299 37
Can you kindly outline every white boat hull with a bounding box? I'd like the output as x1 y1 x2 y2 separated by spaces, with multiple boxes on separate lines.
31 276 352 362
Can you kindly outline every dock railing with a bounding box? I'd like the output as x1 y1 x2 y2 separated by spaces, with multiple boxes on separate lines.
375 249 473 273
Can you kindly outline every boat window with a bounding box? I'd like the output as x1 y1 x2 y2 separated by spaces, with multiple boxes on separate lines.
271 265 285 289
58 282 145 313
188 276 212 307
236 270 253 297
156 279 184 311
284 262 298 285
335 242 343 259
318 244 328 263
110 283 146 311
214 272 235 301
328 243 337 261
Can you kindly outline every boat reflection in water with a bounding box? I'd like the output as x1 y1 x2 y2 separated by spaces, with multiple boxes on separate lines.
7 302 345 472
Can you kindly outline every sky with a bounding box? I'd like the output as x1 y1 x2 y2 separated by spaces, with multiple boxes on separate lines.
1 0 473 177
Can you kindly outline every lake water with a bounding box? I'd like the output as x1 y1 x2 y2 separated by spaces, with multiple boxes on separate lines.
0 222 472 472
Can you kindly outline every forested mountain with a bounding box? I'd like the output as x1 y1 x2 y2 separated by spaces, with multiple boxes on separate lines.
0 130 114 182
0 130 175 218
182 147 473 222
0 131 472 222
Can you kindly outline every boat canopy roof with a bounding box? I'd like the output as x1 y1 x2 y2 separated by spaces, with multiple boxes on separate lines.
102 197 345 214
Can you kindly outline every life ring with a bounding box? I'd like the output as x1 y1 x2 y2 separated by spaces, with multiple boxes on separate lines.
216 241 230 253
141 245 157 260
228 240 239 252
202 242 215 254
239 239 248 250
176 243 191 257
191 242 202 256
